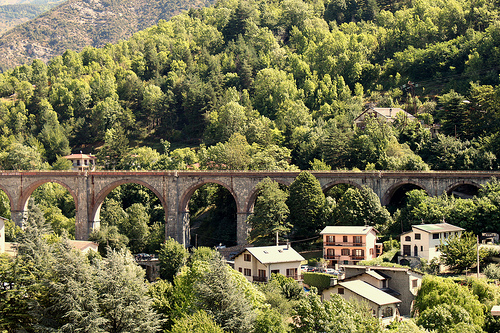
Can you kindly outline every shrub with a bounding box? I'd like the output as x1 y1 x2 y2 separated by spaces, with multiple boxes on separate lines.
302 272 332 292
484 264 500 280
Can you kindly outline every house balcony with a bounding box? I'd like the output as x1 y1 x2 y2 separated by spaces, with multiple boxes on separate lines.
324 242 365 247
351 256 365 261
324 254 341 260
253 276 268 283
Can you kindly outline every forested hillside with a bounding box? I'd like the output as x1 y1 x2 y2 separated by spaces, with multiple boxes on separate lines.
0 0 499 173
0 0 215 71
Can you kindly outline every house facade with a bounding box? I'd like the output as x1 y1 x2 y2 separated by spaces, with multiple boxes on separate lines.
323 280 401 324
233 245 305 283
63 153 97 171
340 265 424 316
399 223 464 265
321 226 382 267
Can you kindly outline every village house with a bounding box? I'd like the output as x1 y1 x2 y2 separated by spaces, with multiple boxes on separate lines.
233 245 305 283
354 107 416 129
320 226 382 267
340 265 424 316
323 280 401 324
399 222 464 266
63 153 97 171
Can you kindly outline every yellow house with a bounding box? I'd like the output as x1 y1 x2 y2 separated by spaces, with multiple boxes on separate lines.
354 107 416 129
323 280 401 324
399 223 464 265
233 245 305 282
63 153 97 171
321 226 382 267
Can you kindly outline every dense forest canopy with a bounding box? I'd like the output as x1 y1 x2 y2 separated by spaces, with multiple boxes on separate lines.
0 0 499 172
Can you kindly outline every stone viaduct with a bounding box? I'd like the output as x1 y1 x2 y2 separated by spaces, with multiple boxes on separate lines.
0 170 498 246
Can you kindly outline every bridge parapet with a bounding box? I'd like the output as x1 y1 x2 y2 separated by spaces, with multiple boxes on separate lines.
1 170 499 245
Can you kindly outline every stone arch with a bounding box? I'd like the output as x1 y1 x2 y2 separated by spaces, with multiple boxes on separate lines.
179 179 239 213
381 181 429 206
0 183 14 212
322 180 364 193
18 179 79 212
445 181 481 198
91 179 167 223
244 178 291 213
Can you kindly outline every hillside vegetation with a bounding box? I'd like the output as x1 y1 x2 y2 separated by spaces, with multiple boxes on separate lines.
0 0 499 172
0 0 215 71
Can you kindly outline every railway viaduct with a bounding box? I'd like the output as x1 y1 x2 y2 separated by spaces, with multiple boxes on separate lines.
0 170 497 246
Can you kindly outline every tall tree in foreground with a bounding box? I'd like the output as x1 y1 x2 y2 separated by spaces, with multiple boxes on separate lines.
247 178 291 245
287 171 325 239
158 237 189 282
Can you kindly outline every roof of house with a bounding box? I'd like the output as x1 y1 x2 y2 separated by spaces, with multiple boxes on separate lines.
0 216 8 221
241 245 305 265
341 264 424 276
337 280 402 306
67 240 99 252
412 223 464 233
64 153 96 160
355 107 416 122
320 226 377 235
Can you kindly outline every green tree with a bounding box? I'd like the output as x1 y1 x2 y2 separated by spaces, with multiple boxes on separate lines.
334 186 392 231
291 291 382 333
158 237 189 282
414 275 485 331
287 171 325 239
439 231 486 273
169 311 224 333
98 124 130 169
247 178 291 245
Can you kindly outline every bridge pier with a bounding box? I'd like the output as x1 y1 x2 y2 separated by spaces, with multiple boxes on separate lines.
11 210 27 229
237 212 251 245
181 211 190 247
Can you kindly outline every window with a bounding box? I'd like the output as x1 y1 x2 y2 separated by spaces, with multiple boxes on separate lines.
327 248 335 256
258 269 266 278
433 233 440 239
382 307 393 317
405 236 411 242
338 288 344 294
286 268 298 278
412 279 418 288
353 236 362 245
352 249 364 257
343 236 348 242
403 245 411 256
271 269 279 275
341 249 350 256
244 253 251 262
415 233 421 240
327 235 335 243
369 248 373 255
238 267 242 273
244 268 251 276
420 246 423 251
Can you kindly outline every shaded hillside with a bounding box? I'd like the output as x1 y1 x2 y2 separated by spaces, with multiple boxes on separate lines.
0 0 65 35
0 0 215 71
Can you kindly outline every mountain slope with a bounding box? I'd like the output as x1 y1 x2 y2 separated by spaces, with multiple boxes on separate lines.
0 0 65 36
0 0 214 71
